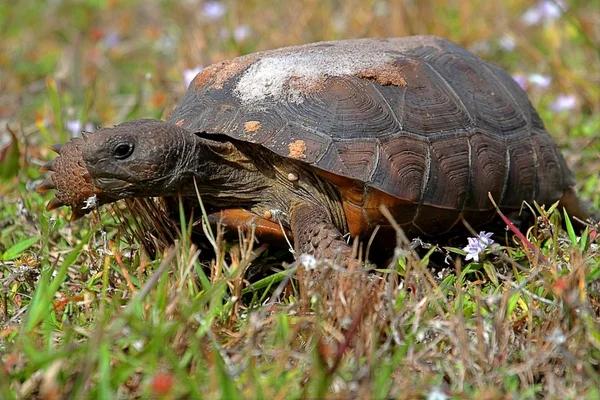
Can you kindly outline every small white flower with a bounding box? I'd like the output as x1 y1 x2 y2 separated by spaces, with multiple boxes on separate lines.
183 66 203 87
427 386 448 400
463 231 495 263
550 94 576 112
82 195 98 210
202 1 226 20
298 253 318 270
132 340 145 351
546 327 566 344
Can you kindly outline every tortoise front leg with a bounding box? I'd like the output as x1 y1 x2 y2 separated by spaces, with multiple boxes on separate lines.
205 208 292 244
289 201 353 265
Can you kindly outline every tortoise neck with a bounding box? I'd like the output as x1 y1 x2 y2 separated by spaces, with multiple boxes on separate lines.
175 134 271 206
175 134 348 234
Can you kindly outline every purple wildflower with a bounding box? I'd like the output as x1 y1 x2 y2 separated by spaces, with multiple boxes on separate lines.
233 25 251 42
521 0 564 26
183 66 203 87
66 120 94 137
539 0 563 19
463 231 495 262
203 1 226 20
528 73 552 88
103 32 121 48
499 35 516 52
512 74 529 91
550 94 576 112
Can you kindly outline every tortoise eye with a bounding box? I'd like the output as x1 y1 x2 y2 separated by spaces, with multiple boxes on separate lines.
113 143 134 160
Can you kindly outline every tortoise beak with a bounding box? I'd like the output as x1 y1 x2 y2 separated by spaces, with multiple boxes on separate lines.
93 177 132 192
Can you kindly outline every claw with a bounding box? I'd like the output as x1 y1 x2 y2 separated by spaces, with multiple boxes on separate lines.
36 177 55 193
46 197 65 211
39 159 55 172
49 143 63 154
69 211 85 222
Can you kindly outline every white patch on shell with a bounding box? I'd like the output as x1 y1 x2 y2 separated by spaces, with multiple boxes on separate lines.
233 37 440 105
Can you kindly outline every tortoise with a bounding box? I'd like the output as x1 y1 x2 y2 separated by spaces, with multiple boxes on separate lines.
37 35 588 264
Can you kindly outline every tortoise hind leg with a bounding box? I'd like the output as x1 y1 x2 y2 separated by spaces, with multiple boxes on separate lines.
559 187 594 227
289 201 354 266
559 188 588 221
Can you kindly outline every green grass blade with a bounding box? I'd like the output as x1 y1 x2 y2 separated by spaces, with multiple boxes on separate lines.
215 348 242 399
98 341 112 398
0 126 20 180
563 208 578 246
25 227 97 331
1 236 40 261
242 266 297 294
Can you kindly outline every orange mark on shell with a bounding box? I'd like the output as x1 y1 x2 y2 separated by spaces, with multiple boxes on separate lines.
288 140 307 159
244 121 261 132
193 54 258 90
175 119 185 127
356 67 407 87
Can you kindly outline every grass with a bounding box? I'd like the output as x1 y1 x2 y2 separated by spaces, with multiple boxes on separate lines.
1 0 599 398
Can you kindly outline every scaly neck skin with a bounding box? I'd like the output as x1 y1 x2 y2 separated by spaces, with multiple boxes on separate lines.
172 134 272 206
173 134 348 233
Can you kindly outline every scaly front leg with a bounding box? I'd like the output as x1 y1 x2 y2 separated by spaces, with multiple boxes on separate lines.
289 201 354 266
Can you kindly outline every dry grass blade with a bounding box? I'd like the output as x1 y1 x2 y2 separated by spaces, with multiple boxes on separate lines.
487 192 549 264
114 197 179 256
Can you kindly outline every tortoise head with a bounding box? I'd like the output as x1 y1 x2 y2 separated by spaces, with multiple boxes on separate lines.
78 118 239 204
38 119 213 219
79 119 197 198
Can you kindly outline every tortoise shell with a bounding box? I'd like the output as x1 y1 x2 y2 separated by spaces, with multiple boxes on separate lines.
167 35 574 237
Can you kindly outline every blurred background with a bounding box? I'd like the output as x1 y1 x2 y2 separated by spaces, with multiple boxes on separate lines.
0 0 599 204
0 2 598 397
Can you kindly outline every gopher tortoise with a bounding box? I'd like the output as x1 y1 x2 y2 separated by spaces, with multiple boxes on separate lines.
37 35 587 263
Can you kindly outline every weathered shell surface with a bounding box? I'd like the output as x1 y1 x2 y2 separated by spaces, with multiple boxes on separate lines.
167 36 574 235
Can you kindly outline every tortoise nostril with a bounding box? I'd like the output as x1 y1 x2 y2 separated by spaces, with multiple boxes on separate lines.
113 143 134 160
